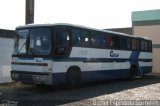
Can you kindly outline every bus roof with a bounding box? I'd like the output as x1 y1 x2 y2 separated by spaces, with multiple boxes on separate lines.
16 23 151 41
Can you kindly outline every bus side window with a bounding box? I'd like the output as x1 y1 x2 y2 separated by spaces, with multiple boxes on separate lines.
107 35 120 49
141 40 145 51
98 34 105 48
137 40 140 51
132 39 140 51
55 30 71 54
145 41 149 51
121 37 131 50
132 39 136 50
72 29 89 47
121 37 127 50
91 32 105 48
127 38 131 49
113 36 120 49
107 36 113 48
141 40 150 52
148 41 152 52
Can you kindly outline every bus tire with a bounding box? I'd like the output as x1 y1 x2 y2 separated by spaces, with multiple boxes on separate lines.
65 67 81 89
129 66 137 81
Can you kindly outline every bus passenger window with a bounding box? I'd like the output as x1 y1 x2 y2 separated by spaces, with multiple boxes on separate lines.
132 39 140 51
91 33 105 48
107 36 113 48
72 29 89 47
114 36 120 49
107 35 120 49
136 40 140 50
141 40 150 52
132 39 136 50
127 38 131 49
141 40 145 51
145 41 149 51
148 41 152 52
121 38 131 50
121 37 127 49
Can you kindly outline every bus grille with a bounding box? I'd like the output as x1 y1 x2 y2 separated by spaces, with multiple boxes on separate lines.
19 73 33 81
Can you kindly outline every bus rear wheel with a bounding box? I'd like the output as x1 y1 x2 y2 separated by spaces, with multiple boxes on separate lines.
65 68 81 89
129 66 137 81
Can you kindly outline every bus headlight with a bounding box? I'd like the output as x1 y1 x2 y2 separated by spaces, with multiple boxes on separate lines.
11 73 19 79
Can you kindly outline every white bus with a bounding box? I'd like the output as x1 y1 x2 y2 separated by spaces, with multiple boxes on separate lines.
11 23 152 88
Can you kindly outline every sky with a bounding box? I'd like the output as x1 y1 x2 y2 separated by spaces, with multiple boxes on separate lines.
0 0 160 30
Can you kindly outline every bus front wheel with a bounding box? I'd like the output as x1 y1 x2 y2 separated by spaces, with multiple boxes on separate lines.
65 68 81 89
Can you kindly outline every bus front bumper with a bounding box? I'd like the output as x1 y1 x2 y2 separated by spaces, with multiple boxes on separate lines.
11 71 52 85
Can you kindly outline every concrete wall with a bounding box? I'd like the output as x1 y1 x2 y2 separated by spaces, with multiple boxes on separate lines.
152 48 160 73
133 25 160 44
0 37 14 83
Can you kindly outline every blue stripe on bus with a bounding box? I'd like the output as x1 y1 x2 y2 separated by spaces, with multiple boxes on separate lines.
130 51 140 60
53 58 152 62
17 56 152 62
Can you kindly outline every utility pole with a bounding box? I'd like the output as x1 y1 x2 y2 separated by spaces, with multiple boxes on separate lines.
25 0 34 24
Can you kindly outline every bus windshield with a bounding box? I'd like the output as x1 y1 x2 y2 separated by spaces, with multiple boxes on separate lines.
13 28 51 55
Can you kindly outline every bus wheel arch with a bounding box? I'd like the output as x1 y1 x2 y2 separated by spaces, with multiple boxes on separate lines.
129 65 137 81
65 66 82 89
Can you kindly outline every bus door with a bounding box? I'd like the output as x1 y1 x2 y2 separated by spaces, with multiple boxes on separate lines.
54 28 72 57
